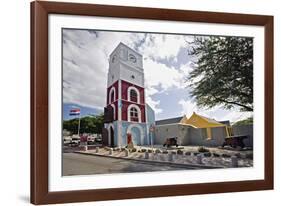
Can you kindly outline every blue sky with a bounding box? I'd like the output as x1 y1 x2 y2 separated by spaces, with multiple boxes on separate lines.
63 29 252 122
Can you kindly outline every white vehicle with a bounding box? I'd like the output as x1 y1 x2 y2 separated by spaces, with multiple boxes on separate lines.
63 136 72 145
70 135 80 147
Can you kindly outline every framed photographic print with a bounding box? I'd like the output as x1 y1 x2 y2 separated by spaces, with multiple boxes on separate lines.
30 1 274 204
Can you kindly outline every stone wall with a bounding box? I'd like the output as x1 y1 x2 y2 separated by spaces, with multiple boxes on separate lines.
232 124 253 148
154 124 189 145
188 127 226 147
155 124 227 147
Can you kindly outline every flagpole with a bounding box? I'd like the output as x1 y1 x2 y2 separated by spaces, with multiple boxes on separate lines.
77 113 81 137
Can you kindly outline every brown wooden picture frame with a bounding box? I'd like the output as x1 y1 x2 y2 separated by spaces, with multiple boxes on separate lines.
30 1 274 204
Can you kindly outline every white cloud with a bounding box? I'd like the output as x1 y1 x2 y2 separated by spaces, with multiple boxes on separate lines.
221 110 253 123
138 34 192 61
145 96 163 114
142 58 195 113
63 29 194 115
63 30 107 109
178 99 252 123
63 30 146 109
178 99 209 118
179 62 193 76
144 58 184 90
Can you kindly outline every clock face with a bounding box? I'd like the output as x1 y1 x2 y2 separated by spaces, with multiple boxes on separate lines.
128 54 137 63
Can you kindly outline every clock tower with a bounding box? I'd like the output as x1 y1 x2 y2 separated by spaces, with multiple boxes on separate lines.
107 42 144 88
103 42 155 147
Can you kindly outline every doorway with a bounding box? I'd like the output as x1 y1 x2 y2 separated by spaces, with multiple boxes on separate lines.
110 126 114 147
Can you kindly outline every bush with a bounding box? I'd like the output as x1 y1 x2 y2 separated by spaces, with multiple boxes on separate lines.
177 150 184 155
162 150 168 154
204 152 211 157
141 148 147 153
131 148 137 152
222 153 231 158
198 146 210 153
212 153 220 157
171 151 177 155
234 117 253 126
193 152 199 156
185 151 191 156
155 149 162 153
147 149 153 153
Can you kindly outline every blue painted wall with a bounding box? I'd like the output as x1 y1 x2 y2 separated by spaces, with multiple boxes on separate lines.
120 121 148 146
131 127 141 145
104 104 156 147
146 104 156 145
146 104 155 124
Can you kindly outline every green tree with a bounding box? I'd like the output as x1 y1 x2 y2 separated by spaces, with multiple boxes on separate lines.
188 36 253 111
234 117 253 126
63 113 104 135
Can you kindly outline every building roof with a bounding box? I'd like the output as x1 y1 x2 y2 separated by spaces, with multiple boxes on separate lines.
196 113 219 124
155 116 183 125
218 120 230 126
110 42 142 58
195 114 230 126
155 112 230 128
181 112 227 128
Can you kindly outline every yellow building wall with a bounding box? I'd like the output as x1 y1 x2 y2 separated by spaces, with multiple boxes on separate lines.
207 128 212 139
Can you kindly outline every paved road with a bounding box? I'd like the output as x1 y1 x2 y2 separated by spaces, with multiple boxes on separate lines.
63 153 188 176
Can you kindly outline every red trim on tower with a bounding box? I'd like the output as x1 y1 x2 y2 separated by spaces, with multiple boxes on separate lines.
121 80 145 104
121 100 146 123
106 80 146 123
106 80 119 105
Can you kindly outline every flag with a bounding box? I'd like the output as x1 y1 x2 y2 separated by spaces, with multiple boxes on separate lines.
69 108 80 116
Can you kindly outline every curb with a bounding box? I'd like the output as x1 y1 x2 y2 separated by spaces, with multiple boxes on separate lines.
74 151 224 169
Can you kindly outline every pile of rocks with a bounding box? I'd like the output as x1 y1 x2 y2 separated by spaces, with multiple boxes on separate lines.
81 146 253 168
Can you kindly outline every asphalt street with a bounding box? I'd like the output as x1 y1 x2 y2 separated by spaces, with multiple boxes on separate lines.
63 153 188 176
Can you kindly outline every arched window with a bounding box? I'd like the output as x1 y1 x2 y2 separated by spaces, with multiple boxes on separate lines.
111 90 115 103
127 104 141 123
130 107 139 122
109 87 116 103
130 89 138 103
127 86 140 103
